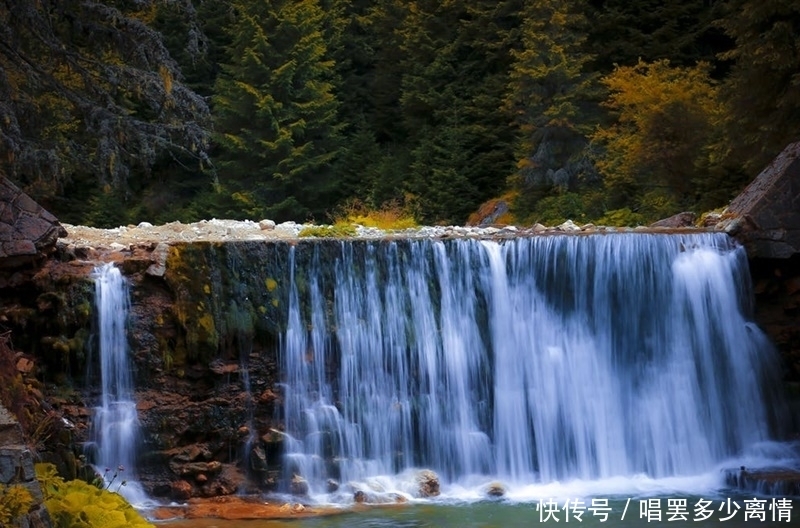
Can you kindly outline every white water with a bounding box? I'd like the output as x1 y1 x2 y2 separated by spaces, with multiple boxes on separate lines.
279 233 789 501
89 263 148 504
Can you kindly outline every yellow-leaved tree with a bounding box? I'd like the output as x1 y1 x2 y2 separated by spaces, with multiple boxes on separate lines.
592 59 723 222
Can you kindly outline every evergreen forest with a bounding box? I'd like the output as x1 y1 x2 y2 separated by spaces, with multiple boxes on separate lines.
1 0 798 227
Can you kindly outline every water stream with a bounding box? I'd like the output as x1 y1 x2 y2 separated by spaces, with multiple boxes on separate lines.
89 263 148 504
279 233 789 500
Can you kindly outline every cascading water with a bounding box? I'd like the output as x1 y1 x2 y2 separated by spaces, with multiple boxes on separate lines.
89 263 147 503
280 233 786 498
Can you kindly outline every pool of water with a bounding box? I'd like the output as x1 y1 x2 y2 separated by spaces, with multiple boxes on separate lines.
155 492 799 528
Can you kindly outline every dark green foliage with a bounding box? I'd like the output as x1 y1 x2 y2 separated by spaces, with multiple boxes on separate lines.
586 0 731 74
395 0 521 223
715 0 800 174
0 0 795 226
212 0 344 222
505 0 601 223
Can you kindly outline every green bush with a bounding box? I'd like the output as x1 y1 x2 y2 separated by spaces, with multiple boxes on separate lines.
298 223 357 238
595 207 646 227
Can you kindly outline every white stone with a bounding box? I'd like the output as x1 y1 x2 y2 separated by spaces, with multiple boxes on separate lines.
557 220 581 232
146 242 170 277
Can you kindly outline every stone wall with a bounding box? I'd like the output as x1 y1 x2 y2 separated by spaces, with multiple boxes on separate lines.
0 405 51 528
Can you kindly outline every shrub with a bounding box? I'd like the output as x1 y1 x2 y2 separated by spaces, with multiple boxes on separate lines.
36 463 153 528
0 484 34 526
298 223 357 238
331 198 417 230
595 207 646 227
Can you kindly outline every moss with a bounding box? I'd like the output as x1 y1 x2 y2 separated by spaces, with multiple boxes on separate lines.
298 223 357 238
164 244 219 362
265 277 278 292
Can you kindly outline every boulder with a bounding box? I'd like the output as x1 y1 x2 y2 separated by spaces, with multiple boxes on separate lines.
171 479 194 500
414 469 440 497
289 474 309 496
719 142 800 258
485 481 506 497
467 199 510 226
326 478 339 493
0 177 67 268
650 211 696 228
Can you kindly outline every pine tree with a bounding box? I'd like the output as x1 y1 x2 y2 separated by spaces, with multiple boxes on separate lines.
716 0 800 175
213 0 344 222
505 0 598 221
586 0 730 74
397 0 523 223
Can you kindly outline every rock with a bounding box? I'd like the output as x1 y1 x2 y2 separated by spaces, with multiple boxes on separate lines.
467 198 510 226
16 356 34 374
701 212 722 227
650 211 696 228
0 177 67 268
557 219 581 232
720 141 800 258
485 481 506 497
532 223 547 233
326 478 339 493
249 445 268 472
209 360 239 375
171 479 193 500
414 469 440 497
353 490 367 503
258 388 279 404
169 460 222 478
724 466 800 497
259 219 276 230
290 474 309 496
146 242 170 277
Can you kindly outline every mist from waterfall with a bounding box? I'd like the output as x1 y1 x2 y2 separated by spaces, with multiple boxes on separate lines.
279 233 786 497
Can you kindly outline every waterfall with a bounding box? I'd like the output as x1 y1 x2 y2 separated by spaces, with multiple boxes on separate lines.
279 233 785 495
89 263 146 503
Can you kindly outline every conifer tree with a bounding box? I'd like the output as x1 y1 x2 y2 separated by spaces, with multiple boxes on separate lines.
505 0 598 220
398 0 522 223
716 0 800 175
213 0 344 222
586 0 729 73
